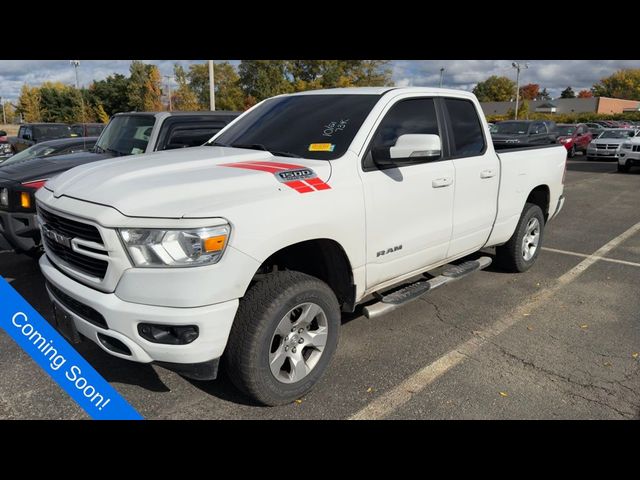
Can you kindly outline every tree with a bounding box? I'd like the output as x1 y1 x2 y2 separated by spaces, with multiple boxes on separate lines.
592 69 640 100
560 86 575 99
537 88 551 100
1 102 16 123
95 104 110 123
90 73 131 116
285 60 393 90
472 76 516 102
38 82 92 123
127 61 162 112
577 90 593 99
172 65 200 111
17 84 42 122
238 60 293 101
519 83 540 101
212 62 245 111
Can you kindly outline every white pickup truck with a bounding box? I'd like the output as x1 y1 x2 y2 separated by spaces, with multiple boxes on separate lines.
35 87 566 405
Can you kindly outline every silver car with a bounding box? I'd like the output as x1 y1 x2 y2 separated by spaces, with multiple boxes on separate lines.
586 128 640 161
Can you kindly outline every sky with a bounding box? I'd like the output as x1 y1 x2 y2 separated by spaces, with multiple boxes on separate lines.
1 59 639 103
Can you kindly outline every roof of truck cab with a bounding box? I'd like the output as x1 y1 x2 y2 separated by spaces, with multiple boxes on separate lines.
289 86 476 97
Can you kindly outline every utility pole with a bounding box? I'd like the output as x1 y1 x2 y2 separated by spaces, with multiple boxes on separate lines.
439 67 445 88
70 60 86 137
1 97 5 124
512 61 529 120
164 75 173 111
208 60 215 111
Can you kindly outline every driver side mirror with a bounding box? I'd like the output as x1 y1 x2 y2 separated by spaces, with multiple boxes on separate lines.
372 134 442 166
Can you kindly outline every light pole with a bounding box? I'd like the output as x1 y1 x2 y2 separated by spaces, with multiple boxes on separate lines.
164 75 173 111
70 60 86 135
1 97 5 124
208 60 215 111
512 61 529 120
439 67 445 88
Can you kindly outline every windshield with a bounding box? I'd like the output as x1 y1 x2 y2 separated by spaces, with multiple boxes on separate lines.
556 125 576 136
211 94 380 160
0 143 57 166
95 115 155 156
34 125 71 139
598 129 635 139
492 122 530 135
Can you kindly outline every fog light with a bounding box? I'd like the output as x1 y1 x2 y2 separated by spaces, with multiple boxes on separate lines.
138 323 199 345
0 188 8 207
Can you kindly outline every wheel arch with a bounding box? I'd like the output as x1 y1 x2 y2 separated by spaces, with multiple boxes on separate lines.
526 184 550 221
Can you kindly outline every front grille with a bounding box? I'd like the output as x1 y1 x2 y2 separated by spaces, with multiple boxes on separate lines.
594 143 619 150
46 280 108 329
43 236 108 278
38 207 103 243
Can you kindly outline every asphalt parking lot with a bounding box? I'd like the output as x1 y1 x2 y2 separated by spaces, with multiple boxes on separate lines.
1 153 639 420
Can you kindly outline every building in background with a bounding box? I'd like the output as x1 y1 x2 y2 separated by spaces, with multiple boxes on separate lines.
481 97 640 116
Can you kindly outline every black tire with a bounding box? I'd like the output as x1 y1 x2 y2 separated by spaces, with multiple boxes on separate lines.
568 145 576 158
617 162 630 173
495 202 545 273
224 271 340 406
24 247 43 260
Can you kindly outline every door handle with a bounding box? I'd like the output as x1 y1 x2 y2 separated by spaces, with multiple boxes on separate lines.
432 177 453 188
480 169 496 179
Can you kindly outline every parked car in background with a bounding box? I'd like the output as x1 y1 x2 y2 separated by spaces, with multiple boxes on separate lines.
556 123 592 157
0 110 240 257
586 128 640 161
8 123 72 154
585 122 606 138
491 120 557 149
618 136 640 172
0 130 11 160
70 123 105 137
0 136 97 168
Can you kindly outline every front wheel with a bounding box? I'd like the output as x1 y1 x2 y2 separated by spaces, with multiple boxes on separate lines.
617 162 630 173
496 203 545 273
224 271 340 406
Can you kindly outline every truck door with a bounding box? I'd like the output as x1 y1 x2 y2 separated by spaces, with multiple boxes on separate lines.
360 96 455 289
442 97 500 258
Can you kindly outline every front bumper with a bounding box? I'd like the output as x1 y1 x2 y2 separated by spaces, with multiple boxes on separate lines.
587 149 619 159
619 151 640 166
0 210 39 251
40 254 239 366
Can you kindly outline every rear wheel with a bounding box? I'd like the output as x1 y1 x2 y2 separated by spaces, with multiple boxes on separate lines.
224 271 340 406
496 203 545 273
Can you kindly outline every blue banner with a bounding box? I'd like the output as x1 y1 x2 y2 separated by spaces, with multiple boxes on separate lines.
0 276 143 420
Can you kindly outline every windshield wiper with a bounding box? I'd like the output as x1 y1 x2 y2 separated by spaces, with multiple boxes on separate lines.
231 143 301 158
106 148 126 157
93 145 105 153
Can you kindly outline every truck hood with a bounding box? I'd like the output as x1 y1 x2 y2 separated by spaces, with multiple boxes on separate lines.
0 150 110 184
46 146 333 218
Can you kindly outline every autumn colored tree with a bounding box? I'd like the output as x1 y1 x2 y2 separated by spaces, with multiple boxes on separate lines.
1 102 16 123
286 60 393 90
577 90 593 98
519 83 540 101
172 65 200 111
472 76 516 102
560 86 575 99
17 84 42 122
95 104 110 123
592 69 640 100
127 61 163 112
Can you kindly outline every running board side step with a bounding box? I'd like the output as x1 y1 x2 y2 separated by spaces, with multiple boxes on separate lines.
363 256 492 319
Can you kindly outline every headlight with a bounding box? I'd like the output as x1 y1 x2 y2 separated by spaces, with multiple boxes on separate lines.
559 138 570 144
119 225 230 267
0 144 11 154
622 143 632 149
0 188 8 207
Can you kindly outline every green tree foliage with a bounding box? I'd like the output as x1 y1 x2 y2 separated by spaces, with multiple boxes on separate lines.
560 86 575 99
213 62 245 111
538 88 551 100
1 102 16 123
90 73 131 116
172 65 201 111
238 60 293 102
17 85 42 122
592 69 640 100
286 60 393 91
472 76 516 102
38 82 96 123
127 61 163 112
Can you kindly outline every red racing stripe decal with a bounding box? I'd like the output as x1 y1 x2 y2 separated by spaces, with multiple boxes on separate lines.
245 160 305 170
284 180 314 193
220 162 284 173
304 177 332 190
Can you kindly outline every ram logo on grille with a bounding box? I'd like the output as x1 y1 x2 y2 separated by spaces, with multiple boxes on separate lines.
41 224 72 248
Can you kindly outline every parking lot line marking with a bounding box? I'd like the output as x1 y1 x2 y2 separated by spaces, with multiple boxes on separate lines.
350 221 640 420
542 247 640 269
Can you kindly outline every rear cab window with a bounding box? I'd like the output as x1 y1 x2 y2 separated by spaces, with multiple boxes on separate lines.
443 98 486 157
